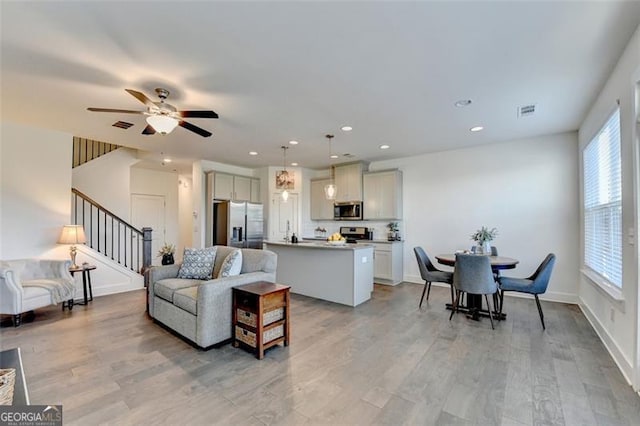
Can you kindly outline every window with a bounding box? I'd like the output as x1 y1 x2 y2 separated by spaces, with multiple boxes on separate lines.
583 107 622 287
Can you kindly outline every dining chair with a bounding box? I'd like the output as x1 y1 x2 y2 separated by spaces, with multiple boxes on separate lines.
413 247 454 307
449 254 498 329
498 253 556 330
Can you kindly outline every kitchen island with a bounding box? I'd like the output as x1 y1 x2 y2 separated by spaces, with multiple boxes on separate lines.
264 241 374 307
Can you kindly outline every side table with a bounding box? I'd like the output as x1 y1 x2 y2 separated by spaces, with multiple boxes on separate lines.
69 264 96 306
232 282 290 359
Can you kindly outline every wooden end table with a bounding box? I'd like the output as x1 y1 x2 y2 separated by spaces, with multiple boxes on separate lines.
69 264 96 306
232 282 290 359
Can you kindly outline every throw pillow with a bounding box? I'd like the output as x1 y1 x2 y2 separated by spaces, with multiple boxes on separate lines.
178 247 217 280
218 249 243 278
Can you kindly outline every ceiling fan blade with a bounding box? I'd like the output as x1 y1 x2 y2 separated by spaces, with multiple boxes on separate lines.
179 120 212 138
87 108 144 114
125 89 155 108
141 125 156 135
177 110 219 119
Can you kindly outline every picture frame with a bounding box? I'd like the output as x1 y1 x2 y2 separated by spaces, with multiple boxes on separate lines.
275 171 294 190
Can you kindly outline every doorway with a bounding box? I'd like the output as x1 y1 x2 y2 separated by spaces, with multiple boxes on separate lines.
131 194 166 266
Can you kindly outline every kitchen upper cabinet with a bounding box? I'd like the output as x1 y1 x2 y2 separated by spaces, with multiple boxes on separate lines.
234 175 251 201
310 178 334 220
250 178 261 203
213 173 234 200
334 162 365 202
363 170 403 220
212 172 260 202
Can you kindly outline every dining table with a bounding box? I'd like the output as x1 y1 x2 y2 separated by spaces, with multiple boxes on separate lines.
435 253 519 321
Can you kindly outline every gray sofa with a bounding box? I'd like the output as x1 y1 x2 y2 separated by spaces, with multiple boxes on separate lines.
148 246 277 348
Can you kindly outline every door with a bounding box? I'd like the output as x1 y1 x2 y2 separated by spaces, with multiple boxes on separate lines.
131 194 165 266
270 193 298 241
214 173 234 200
234 176 251 201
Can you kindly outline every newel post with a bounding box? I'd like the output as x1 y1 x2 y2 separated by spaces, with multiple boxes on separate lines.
142 227 153 287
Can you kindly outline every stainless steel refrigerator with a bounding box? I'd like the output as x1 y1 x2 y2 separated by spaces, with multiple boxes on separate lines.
212 201 264 249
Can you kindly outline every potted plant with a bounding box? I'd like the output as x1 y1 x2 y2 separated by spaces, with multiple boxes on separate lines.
470 226 498 255
387 222 400 241
158 243 176 265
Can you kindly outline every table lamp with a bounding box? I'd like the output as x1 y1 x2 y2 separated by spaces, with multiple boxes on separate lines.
57 225 87 269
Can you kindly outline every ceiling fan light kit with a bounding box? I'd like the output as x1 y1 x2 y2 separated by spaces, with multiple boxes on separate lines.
146 115 178 135
88 88 217 137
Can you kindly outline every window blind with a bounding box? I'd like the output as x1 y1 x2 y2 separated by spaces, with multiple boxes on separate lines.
583 107 622 287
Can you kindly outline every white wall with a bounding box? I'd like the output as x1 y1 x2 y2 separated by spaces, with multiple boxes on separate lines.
72 147 139 221
130 166 179 261
0 122 143 296
0 122 72 258
178 174 193 259
578 25 639 387
370 132 580 304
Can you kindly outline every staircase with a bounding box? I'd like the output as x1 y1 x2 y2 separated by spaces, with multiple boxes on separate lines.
72 137 120 168
71 188 152 278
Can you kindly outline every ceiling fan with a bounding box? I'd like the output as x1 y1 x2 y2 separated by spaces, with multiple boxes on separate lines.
87 88 218 137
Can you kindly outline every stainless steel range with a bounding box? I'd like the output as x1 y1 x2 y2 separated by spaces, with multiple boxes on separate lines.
339 226 370 243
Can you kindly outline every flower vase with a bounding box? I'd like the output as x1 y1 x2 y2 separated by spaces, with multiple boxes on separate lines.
484 242 492 255
161 253 175 265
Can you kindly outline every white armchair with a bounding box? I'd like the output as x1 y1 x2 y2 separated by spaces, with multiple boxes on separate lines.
0 259 76 326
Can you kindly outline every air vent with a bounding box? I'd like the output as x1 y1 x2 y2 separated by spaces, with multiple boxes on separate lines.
343 153 355 158
112 121 134 129
518 104 536 118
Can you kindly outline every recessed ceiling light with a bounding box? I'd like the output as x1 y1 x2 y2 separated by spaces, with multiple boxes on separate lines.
289 140 299 145
455 99 472 107
249 151 258 156
470 126 484 132
341 126 353 132
291 162 298 166
379 144 390 150
330 154 339 159
163 158 172 163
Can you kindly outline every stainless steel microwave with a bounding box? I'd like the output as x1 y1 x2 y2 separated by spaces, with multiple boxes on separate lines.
334 202 363 221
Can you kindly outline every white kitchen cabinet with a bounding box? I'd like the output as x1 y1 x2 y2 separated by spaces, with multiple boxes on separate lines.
250 178 261 203
334 162 365 202
213 173 234 200
234 175 251 201
310 178 334 220
371 241 403 285
212 172 260 201
363 170 403 220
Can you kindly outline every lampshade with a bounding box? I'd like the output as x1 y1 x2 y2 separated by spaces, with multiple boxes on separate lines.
57 225 87 245
325 134 337 200
324 183 336 200
280 146 290 202
146 115 179 134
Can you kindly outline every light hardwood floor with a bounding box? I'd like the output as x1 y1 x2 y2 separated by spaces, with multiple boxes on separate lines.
1 283 639 425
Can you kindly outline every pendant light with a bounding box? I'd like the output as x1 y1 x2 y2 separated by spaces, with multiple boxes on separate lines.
324 134 337 200
280 146 290 202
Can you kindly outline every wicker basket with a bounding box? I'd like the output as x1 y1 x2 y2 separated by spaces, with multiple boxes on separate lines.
235 326 257 347
263 324 284 343
237 307 284 328
0 368 16 405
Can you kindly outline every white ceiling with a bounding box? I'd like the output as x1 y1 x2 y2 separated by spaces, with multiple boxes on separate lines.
2 1 639 173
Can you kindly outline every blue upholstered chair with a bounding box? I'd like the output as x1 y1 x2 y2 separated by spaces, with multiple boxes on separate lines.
413 247 454 307
498 253 556 330
449 254 498 329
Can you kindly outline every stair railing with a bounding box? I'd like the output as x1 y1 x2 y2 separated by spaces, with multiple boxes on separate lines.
72 137 120 168
71 188 152 279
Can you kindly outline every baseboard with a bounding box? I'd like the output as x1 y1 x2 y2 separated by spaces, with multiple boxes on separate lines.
92 279 144 298
578 298 634 385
